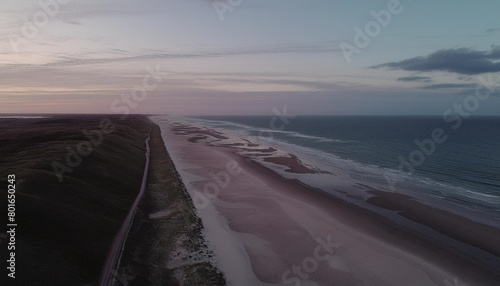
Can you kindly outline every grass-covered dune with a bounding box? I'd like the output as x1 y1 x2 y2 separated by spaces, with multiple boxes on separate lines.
116 124 226 285
0 115 151 285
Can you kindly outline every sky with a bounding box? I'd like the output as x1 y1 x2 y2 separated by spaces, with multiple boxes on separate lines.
0 0 499 115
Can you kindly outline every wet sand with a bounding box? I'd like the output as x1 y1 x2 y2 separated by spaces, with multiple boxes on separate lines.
155 119 500 286
367 190 500 258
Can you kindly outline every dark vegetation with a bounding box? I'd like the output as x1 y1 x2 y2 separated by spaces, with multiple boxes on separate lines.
0 115 150 285
116 124 226 285
0 115 225 285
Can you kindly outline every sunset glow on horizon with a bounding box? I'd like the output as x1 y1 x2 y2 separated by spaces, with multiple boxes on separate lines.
1 0 499 115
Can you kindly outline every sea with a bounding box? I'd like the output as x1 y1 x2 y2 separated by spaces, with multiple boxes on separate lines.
176 115 500 226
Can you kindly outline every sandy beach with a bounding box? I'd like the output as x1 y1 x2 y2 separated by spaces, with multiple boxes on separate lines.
154 117 500 286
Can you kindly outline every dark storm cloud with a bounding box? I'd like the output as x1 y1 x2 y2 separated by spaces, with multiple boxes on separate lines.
397 76 432 83
372 46 500 75
421 83 477 90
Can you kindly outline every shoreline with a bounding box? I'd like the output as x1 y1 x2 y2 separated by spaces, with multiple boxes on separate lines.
156 117 500 286
366 190 500 258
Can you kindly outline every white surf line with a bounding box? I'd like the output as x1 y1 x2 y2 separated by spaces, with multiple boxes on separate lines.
99 127 152 286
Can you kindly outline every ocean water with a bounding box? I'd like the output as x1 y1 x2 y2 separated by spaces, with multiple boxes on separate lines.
184 115 500 223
